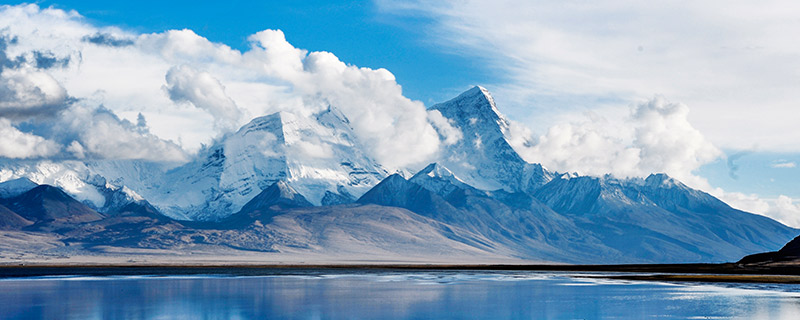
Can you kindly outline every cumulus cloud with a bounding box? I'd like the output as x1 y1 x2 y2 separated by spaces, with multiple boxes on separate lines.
500 94 793 225
509 96 721 188
65 140 86 159
0 68 69 119
0 4 447 169
768 195 800 227
0 5 187 162
49 105 188 161
719 192 800 228
0 118 60 158
632 97 722 184
427 109 463 145
164 65 242 132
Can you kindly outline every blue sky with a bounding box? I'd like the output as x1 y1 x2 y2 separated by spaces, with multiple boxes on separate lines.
2 1 798 224
701 152 800 199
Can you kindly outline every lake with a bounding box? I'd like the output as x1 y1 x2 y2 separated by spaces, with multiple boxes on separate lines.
1 270 799 319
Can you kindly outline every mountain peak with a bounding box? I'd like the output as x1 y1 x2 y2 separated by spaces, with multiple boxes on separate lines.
429 86 527 192
432 86 502 121
161 105 387 220
1 185 103 225
236 111 287 141
237 180 312 214
0 177 38 198
240 111 283 129
644 173 684 189
415 163 455 179
270 180 303 200
409 163 477 198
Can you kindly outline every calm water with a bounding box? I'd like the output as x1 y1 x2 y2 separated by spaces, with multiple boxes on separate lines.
1 271 800 319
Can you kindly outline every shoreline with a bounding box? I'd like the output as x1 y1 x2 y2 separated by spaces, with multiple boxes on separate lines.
2 263 800 284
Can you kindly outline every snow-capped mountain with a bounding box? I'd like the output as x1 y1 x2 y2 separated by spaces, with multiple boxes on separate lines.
155 107 388 220
0 177 38 198
409 163 480 198
411 86 796 262
0 159 170 216
237 180 313 213
533 173 797 262
360 164 621 263
430 86 553 192
0 85 796 264
0 185 104 231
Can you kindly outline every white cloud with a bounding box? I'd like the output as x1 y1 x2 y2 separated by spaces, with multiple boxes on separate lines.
164 65 242 132
427 109 463 145
632 97 722 185
66 140 85 159
772 160 796 168
0 5 188 162
377 0 800 154
509 96 721 189
768 195 800 228
717 191 771 217
0 118 60 159
0 4 446 169
51 105 187 161
0 68 69 119
720 192 800 228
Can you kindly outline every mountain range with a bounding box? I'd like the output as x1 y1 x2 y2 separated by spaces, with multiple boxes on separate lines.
0 86 795 264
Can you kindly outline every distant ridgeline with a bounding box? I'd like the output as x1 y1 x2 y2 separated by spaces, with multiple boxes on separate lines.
0 87 795 264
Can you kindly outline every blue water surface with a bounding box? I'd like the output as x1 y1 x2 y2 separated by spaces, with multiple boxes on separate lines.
1 271 799 319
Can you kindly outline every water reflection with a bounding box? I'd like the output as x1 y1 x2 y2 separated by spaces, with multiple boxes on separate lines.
1 272 799 319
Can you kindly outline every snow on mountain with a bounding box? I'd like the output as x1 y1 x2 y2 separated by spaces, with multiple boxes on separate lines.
0 185 104 231
237 180 313 213
0 85 795 264
638 173 729 213
534 173 797 262
0 159 174 217
408 163 480 198
97 184 149 215
156 107 388 221
0 160 106 207
430 86 553 192
361 166 619 263
0 177 38 199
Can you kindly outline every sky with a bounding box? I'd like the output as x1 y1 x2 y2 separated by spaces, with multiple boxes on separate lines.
0 1 798 226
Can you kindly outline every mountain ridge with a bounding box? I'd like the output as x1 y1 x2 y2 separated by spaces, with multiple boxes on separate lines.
0 86 795 264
